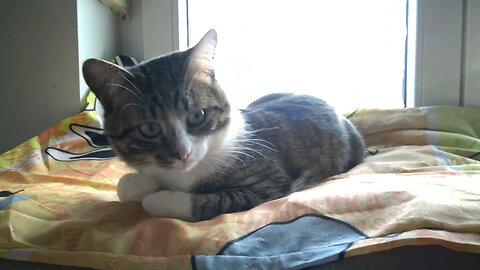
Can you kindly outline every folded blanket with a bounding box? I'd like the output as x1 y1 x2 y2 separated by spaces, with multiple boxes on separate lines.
0 106 479 269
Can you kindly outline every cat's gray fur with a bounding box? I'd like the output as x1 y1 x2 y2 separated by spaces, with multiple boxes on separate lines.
82 29 365 221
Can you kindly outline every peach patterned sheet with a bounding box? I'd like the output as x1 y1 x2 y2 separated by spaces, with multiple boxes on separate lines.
0 106 479 269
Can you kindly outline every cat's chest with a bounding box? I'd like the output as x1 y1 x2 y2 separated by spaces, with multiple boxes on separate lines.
140 164 212 191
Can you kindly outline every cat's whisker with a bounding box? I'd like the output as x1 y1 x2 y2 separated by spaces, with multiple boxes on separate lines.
233 139 278 152
237 147 268 159
211 152 248 167
212 140 273 159
119 72 146 100
245 126 280 134
210 149 258 166
203 157 231 174
216 150 255 159
226 145 268 159
222 150 255 160
120 103 148 112
235 137 277 148
204 156 237 170
244 141 278 153
241 108 264 115
106 83 146 103
200 158 216 172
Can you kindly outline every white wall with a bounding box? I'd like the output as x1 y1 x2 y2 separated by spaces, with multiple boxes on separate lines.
0 0 80 153
120 0 181 61
119 0 144 61
77 0 120 101
0 0 119 154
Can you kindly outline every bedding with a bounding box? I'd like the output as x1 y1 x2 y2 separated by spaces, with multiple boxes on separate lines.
0 105 479 270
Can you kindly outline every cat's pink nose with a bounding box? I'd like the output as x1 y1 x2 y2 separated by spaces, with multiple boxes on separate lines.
179 151 190 162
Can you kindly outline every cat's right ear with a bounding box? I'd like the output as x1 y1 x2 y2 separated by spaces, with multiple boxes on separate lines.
186 29 218 79
82 58 131 107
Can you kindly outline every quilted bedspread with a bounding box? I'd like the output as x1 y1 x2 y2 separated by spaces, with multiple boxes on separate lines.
0 106 479 269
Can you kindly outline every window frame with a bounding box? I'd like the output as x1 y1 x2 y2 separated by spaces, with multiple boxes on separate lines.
407 0 465 107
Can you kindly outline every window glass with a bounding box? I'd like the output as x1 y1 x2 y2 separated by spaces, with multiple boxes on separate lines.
188 0 407 111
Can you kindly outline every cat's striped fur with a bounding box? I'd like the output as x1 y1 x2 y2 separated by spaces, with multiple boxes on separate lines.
82 30 365 221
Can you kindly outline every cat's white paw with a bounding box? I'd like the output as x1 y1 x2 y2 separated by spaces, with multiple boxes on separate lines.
117 173 159 202
142 191 194 221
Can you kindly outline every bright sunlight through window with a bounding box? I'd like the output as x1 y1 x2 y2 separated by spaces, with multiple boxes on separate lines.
188 0 408 112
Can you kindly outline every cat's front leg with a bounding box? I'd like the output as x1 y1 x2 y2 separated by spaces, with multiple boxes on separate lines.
117 173 160 202
142 189 261 221
142 191 194 221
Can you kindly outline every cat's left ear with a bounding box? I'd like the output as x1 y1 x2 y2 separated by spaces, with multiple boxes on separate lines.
187 29 218 78
83 58 134 108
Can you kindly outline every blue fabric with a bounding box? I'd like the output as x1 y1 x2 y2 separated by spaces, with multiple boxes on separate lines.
0 195 32 209
194 214 367 270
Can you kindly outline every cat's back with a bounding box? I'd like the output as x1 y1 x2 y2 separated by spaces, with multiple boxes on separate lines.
244 93 343 135
242 93 365 179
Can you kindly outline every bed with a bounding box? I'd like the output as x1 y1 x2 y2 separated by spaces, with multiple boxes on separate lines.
1 105 480 269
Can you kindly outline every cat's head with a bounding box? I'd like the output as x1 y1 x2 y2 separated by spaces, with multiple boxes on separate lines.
82 30 238 173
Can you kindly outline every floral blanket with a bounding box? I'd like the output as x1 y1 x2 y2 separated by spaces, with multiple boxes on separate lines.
0 106 479 269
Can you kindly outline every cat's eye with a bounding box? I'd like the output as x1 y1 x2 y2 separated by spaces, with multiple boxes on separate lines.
187 109 207 127
138 123 161 138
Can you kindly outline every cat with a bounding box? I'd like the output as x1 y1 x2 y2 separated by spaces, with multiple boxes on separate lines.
82 29 365 221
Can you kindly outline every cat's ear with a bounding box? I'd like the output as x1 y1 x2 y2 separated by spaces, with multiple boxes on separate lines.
82 58 133 108
187 29 218 78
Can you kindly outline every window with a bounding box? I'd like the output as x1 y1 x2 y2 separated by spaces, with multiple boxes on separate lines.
187 0 408 111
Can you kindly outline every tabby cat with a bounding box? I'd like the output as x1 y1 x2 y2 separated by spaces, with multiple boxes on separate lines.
82 29 365 221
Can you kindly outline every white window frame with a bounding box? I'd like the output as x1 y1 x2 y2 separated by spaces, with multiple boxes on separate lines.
408 0 480 107
464 0 480 107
